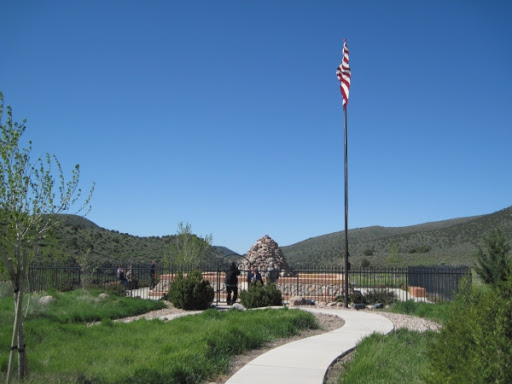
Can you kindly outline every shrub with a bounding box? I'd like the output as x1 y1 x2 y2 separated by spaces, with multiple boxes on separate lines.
168 270 214 310
335 289 397 306
335 290 367 304
360 258 371 268
474 229 511 286
349 290 367 304
364 288 398 305
424 277 512 384
417 245 431 253
240 283 283 308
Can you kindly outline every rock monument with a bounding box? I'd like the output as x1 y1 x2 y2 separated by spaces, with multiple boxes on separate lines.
240 235 291 280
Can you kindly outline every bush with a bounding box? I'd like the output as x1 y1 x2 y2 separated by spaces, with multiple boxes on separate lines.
424 277 512 384
335 290 367 304
240 283 283 308
168 270 214 310
335 289 397 306
474 229 511 286
360 258 371 268
364 288 398 305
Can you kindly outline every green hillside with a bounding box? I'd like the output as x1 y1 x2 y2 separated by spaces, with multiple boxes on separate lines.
35 215 236 266
281 206 512 268
31 206 512 268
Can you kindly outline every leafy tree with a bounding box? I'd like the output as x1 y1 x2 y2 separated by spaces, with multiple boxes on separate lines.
0 92 93 383
474 229 511 286
168 222 213 267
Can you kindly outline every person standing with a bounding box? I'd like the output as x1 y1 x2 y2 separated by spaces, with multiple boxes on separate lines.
247 265 264 285
117 265 127 287
149 260 156 290
225 262 241 305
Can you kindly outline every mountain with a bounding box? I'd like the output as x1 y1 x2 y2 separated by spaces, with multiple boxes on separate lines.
280 206 512 268
34 206 512 268
36 215 237 266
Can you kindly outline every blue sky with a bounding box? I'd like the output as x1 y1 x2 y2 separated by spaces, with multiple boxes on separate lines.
2 1 511 254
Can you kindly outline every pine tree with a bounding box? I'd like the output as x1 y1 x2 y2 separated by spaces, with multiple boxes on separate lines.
474 229 511 286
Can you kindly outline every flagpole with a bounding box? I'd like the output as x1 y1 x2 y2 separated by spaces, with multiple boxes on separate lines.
343 105 349 309
336 39 351 309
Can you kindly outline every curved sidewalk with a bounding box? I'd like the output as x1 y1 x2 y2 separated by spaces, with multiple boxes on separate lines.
225 308 394 384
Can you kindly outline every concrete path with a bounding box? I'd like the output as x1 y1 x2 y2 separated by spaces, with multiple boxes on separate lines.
224 308 394 384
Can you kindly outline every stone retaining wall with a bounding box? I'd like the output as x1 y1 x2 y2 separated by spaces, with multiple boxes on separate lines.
150 272 349 302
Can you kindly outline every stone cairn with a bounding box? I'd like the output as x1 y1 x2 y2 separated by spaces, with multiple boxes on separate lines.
239 235 291 281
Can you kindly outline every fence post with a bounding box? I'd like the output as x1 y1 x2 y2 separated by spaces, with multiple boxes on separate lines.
406 267 408 301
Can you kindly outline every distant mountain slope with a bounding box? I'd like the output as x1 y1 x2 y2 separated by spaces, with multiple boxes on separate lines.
37 215 236 265
281 207 512 267
32 207 512 268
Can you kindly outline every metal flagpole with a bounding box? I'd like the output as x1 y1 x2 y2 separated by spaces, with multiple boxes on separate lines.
336 39 351 308
343 106 349 308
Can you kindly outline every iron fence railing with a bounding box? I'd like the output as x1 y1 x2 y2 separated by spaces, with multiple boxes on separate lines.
22 263 471 304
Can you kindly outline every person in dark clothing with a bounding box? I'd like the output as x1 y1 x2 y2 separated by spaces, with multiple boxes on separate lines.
149 260 156 290
225 262 241 305
247 265 264 285
117 265 128 287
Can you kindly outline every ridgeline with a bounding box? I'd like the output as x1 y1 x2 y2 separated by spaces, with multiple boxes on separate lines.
36 206 512 268
281 206 512 267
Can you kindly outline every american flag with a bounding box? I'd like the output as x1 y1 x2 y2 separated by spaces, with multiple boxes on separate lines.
336 40 351 109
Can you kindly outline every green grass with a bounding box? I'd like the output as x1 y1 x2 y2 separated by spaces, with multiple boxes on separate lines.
338 329 432 384
337 300 451 384
386 300 450 324
24 289 168 323
1 290 318 383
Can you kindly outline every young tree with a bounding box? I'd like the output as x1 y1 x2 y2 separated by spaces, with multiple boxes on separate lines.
168 222 213 267
0 92 94 383
474 229 511 286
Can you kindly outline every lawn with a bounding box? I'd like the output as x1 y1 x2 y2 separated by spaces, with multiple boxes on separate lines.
336 300 451 384
0 289 318 383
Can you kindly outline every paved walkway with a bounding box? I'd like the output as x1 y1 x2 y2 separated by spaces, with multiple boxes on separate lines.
224 307 394 384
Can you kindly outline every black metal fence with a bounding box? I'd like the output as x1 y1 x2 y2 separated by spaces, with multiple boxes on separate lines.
407 265 470 301
0 263 471 304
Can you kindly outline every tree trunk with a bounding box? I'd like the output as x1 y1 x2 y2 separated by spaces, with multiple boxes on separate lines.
6 282 23 383
6 271 26 384
17 320 27 381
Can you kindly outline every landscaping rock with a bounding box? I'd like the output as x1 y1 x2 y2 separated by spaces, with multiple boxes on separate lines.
231 303 247 311
289 296 306 306
39 295 55 305
99 293 109 300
